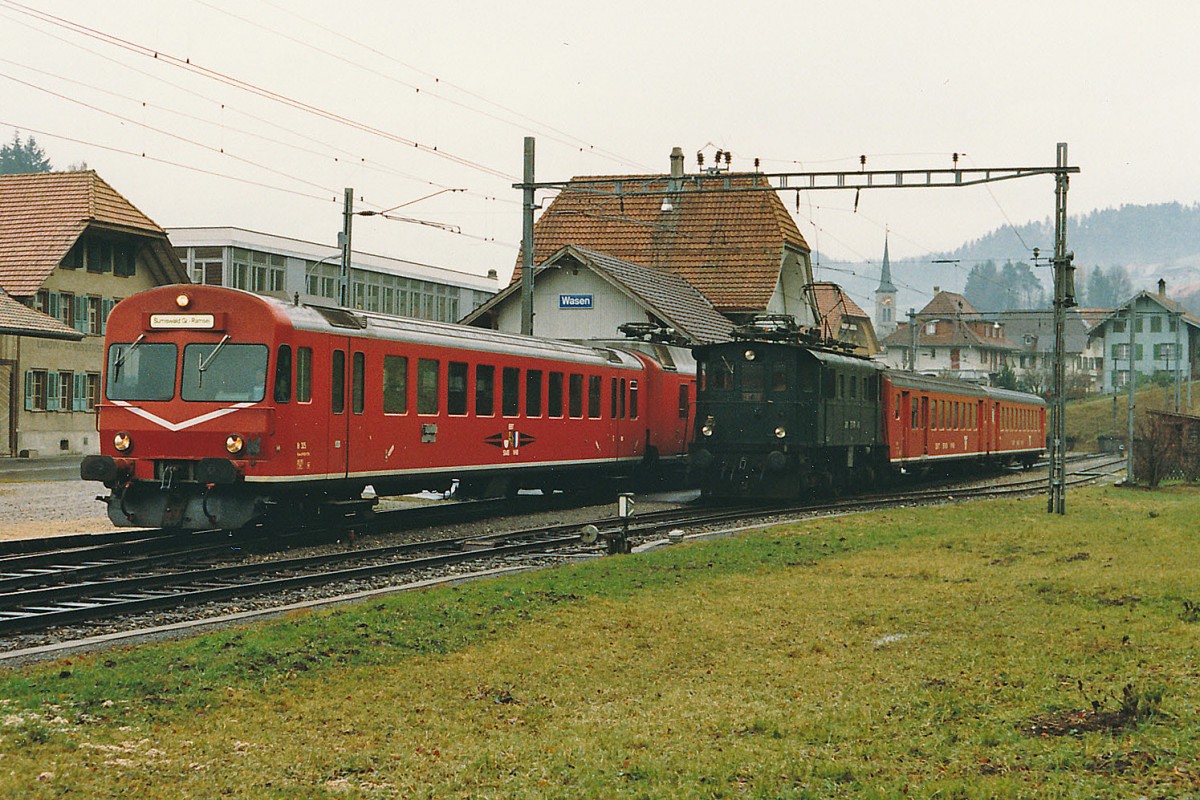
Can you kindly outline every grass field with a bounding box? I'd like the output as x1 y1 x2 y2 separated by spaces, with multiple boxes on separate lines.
2 485 1198 798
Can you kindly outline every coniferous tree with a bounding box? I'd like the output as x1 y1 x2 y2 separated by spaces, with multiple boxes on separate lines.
0 131 52 174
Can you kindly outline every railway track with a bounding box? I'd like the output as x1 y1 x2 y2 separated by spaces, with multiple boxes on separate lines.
0 455 1125 641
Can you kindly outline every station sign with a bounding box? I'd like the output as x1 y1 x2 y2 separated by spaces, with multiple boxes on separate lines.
148 313 218 329
559 294 593 310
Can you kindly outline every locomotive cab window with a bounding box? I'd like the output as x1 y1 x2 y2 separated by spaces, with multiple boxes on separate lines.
771 362 787 392
629 380 639 418
182 342 269 403
106 342 177 401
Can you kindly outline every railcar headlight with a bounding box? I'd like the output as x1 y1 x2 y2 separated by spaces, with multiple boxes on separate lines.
774 425 787 439
701 416 715 437
225 434 246 455
743 349 756 361
175 292 191 309
113 432 132 452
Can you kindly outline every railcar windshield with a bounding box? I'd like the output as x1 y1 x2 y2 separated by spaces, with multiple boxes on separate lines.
106 342 177 401
181 342 269 402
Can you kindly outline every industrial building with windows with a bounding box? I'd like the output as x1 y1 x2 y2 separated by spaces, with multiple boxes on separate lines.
169 227 498 323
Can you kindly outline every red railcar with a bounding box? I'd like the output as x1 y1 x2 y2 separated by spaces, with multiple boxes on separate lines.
82 285 694 529
881 372 1045 471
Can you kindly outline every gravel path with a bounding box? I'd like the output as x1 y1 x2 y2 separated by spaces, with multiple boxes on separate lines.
0 478 117 539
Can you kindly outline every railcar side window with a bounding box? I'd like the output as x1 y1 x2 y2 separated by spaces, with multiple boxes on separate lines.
448 362 469 416
849 375 857 400
823 370 835 400
383 355 407 414
274 345 292 403
474 365 494 416
526 370 543 417
911 398 918 428
296 347 312 403
502 367 520 417
896 394 901 420
417 358 439 415
568 374 584 418
106 342 177 401
611 378 619 418
587 375 601 419
331 350 345 414
618 378 627 418
678 384 689 419
837 374 845 399
697 362 707 392
548 372 564 418
629 380 639 419
352 352 365 414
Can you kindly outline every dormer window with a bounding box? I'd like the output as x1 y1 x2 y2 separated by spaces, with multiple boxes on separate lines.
925 322 937 335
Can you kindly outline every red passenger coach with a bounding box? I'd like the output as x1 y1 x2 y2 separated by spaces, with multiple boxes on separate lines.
882 372 1045 472
82 285 695 530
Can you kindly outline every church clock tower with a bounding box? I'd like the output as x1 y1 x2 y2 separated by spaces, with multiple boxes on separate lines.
874 232 898 339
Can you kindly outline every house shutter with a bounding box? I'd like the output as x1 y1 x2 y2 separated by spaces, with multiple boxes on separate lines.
47 292 60 319
75 295 88 333
46 375 60 411
73 373 87 411
101 298 115 334
24 371 34 411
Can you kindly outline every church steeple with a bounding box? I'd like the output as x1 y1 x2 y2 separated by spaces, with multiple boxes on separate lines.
874 231 898 339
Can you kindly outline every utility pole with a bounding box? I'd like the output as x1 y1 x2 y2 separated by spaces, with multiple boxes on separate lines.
1127 305 1137 483
908 309 918 371
1047 143 1075 515
1175 310 1183 412
339 187 353 308
520 137 536 336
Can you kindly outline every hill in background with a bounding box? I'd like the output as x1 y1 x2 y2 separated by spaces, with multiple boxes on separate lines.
816 202 1200 316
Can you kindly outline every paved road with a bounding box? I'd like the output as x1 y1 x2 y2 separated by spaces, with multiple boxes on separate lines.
0 455 84 483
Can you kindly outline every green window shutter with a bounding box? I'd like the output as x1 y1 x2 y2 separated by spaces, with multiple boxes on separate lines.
1136 344 1144 360
46 376 59 411
75 295 88 333
47 292 60 319
23 371 34 411
73 373 87 411
101 298 115 334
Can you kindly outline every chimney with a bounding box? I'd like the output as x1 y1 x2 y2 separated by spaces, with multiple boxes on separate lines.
933 286 940 293
669 146 684 179
1158 278 1167 297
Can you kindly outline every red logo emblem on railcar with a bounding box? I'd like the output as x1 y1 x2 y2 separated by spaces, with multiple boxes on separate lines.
484 430 535 450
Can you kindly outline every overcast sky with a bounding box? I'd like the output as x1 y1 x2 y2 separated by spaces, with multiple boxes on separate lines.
2 0 1196 308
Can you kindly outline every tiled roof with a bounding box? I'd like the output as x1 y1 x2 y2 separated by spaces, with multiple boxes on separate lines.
987 310 1093 353
811 281 879 354
919 290 978 318
882 320 1016 351
516 172 809 313
0 171 169 296
1091 291 1200 331
0 290 83 340
567 246 734 344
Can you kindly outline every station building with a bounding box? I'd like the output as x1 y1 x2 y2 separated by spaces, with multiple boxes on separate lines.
0 171 187 457
169 227 499 324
